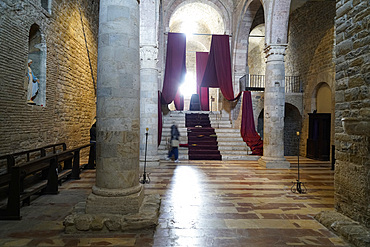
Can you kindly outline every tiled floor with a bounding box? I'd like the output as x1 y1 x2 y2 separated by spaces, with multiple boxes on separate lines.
0 157 350 246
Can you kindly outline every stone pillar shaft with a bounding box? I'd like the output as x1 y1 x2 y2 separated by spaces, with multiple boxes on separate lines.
259 44 290 169
139 0 159 165
86 0 143 215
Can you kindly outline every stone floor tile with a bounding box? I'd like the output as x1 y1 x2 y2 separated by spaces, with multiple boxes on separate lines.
0 158 352 247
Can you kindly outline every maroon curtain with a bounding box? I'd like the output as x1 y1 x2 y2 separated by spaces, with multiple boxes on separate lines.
240 91 263 155
161 32 186 110
174 90 184 111
158 91 163 146
196 52 209 111
201 35 238 101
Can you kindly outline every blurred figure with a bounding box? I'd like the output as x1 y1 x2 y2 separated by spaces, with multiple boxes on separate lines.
166 124 180 162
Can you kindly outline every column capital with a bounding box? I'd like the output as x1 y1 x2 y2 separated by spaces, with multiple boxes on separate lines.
140 45 158 68
264 44 287 62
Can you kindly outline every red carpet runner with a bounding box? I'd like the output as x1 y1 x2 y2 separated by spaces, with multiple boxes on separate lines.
186 113 222 160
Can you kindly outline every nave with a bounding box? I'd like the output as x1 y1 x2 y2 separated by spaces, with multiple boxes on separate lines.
0 158 349 247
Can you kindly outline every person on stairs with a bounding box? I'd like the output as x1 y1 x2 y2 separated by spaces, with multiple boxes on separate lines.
167 124 180 162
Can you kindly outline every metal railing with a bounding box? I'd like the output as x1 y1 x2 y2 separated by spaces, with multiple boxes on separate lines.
239 74 303 93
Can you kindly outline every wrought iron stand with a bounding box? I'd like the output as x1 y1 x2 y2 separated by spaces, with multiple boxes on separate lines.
291 131 307 194
140 128 150 184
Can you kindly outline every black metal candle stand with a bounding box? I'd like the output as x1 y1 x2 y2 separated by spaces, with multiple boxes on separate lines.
291 131 307 194
140 128 150 184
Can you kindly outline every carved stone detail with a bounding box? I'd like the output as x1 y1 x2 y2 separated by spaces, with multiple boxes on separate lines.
140 45 158 68
264 44 287 61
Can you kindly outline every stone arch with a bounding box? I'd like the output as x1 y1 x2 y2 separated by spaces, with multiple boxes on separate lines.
310 82 332 113
27 23 46 106
232 0 264 93
160 0 232 81
163 0 232 34
248 24 266 75
162 1 231 111
256 103 302 155
284 103 301 156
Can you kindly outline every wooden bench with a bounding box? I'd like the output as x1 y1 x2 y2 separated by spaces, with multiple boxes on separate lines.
0 143 92 220
0 143 71 192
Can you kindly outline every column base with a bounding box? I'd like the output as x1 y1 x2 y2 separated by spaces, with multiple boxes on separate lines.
85 185 144 215
258 156 290 169
64 194 161 233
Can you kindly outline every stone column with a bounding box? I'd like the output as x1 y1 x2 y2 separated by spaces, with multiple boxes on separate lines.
258 44 290 169
86 0 143 214
139 0 159 166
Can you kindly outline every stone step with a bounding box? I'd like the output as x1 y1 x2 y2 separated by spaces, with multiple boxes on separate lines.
220 150 251 155
214 128 241 133
221 155 260 161
211 123 232 128
218 146 249 151
215 133 242 138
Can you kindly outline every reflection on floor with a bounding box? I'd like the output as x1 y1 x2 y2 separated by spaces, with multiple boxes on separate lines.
0 157 350 246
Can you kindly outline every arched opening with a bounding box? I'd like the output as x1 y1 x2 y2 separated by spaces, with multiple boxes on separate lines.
248 24 266 76
316 83 332 113
306 82 332 161
27 24 46 106
168 3 225 111
284 103 302 156
257 104 302 156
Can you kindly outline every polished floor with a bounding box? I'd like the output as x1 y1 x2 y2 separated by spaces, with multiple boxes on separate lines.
0 157 350 246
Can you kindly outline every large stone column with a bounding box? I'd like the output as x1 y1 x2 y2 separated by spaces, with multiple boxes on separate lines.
258 44 290 169
139 0 159 166
64 1 160 233
86 0 143 214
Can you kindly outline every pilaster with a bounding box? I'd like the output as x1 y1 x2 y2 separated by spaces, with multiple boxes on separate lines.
139 0 160 167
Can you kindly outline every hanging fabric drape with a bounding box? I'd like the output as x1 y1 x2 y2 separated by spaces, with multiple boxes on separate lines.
161 32 186 110
158 91 163 146
201 35 240 101
241 91 263 155
174 90 184 111
196 52 209 111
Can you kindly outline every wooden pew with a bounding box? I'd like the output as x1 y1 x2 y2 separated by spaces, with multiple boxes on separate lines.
0 143 92 220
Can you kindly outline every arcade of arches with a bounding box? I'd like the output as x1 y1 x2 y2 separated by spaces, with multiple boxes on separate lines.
0 0 368 246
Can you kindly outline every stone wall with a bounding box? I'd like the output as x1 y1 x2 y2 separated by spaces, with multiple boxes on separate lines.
0 1 98 158
334 0 370 227
285 1 336 157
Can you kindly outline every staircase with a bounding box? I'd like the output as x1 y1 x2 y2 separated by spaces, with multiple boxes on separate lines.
159 111 260 161
209 113 260 160
186 113 222 160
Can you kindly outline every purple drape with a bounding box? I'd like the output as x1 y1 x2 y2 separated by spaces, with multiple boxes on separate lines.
241 91 263 155
158 91 163 146
161 32 186 110
174 90 184 111
196 52 209 111
201 35 238 101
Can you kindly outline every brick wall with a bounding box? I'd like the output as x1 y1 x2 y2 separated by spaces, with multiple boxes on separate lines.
334 0 370 227
0 0 98 157
285 1 336 157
